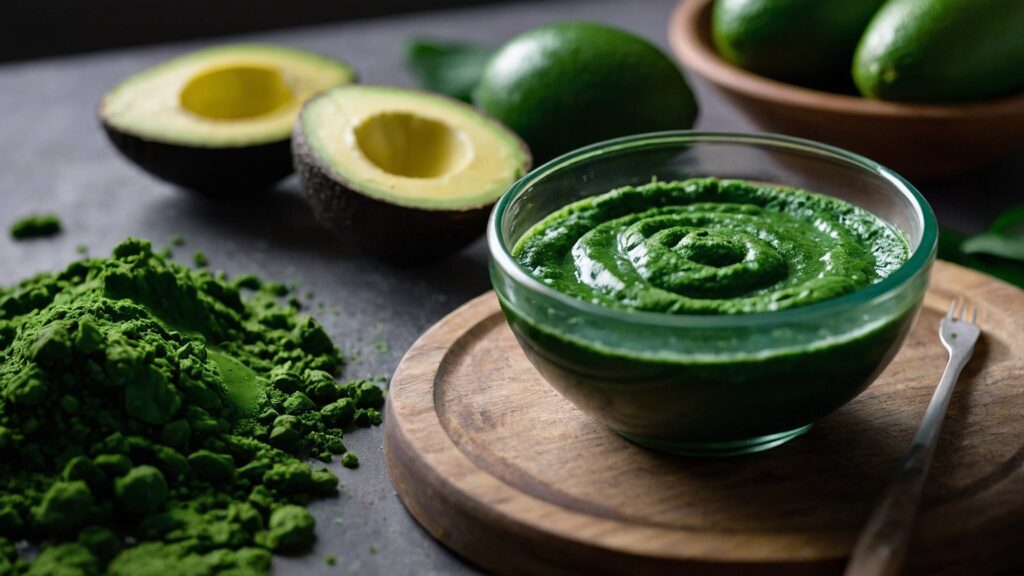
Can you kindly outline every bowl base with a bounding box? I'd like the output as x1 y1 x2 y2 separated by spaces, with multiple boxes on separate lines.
617 424 813 457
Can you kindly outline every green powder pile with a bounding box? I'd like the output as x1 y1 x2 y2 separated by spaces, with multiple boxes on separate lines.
9 215 62 240
0 238 384 575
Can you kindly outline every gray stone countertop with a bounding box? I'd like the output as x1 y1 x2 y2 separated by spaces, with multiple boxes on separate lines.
0 0 1018 573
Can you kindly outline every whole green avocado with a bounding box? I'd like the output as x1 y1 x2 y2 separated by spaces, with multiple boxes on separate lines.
712 0 887 81
472 22 697 163
854 0 1024 102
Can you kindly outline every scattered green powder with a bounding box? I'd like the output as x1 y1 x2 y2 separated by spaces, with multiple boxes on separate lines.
325 555 337 565
9 214 62 240
232 274 262 291
341 453 359 469
75 245 89 256
170 235 185 247
193 251 208 268
373 340 389 355
0 238 385 575
263 282 288 297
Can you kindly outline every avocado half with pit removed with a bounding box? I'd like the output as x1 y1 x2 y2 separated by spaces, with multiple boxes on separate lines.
293 85 531 256
100 44 355 194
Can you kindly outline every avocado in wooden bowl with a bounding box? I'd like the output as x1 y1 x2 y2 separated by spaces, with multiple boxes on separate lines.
669 0 1024 179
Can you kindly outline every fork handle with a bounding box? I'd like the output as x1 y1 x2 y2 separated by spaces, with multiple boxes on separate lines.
843 350 973 576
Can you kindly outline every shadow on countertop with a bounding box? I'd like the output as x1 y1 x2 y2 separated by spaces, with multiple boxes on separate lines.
140 181 492 296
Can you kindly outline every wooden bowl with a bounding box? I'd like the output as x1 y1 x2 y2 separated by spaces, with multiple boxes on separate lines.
669 0 1024 180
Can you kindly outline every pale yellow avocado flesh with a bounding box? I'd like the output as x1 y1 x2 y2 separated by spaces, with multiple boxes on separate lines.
301 86 528 210
179 65 294 120
353 112 471 179
102 45 354 147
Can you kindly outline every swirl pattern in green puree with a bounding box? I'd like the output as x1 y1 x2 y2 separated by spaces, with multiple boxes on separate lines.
512 178 909 314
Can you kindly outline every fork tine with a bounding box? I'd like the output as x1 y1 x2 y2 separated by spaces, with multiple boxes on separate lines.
958 298 968 321
972 305 978 324
946 298 956 320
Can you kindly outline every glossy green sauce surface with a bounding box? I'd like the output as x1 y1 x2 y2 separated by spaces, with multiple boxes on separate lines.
512 178 909 314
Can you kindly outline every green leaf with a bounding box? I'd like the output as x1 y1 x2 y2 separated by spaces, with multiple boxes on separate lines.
939 204 1024 289
989 203 1024 236
961 203 1024 262
404 38 494 102
961 233 1024 261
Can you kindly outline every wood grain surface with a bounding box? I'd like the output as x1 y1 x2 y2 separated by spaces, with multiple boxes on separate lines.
384 261 1024 575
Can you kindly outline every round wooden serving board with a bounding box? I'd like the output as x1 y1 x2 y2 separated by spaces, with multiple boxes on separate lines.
384 261 1024 575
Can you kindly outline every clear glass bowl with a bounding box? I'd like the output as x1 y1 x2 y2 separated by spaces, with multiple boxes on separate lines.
487 131 937 456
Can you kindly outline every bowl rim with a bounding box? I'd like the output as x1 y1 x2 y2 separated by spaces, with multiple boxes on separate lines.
668 0 1024 119
486 130 938 328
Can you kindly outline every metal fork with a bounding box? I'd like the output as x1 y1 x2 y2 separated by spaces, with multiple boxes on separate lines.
844 298 981 576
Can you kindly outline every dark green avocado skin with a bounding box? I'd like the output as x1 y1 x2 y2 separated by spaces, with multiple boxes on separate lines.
103 124 294 195
853 0 1024 102
713 0 888 84
292 128 493 260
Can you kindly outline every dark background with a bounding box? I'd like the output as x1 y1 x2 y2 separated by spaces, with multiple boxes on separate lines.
2 0 523 63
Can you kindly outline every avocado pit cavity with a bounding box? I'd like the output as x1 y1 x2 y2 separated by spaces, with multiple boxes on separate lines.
100 45 356 191
292 85 531 254
353 112 471 178
180 65 293 120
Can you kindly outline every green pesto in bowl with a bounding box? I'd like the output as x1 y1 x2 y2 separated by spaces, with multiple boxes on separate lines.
512 178 909 314
489 131 936 456
494 174 926 456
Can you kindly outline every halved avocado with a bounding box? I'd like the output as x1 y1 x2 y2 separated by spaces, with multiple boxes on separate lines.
100 44 355 194
293 85 531 256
